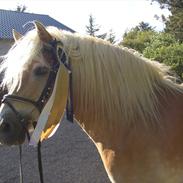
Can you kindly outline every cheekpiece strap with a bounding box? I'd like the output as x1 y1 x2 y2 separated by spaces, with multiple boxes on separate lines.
48 39 74 123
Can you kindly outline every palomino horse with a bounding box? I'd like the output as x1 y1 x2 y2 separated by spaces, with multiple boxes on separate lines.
0 22 183 183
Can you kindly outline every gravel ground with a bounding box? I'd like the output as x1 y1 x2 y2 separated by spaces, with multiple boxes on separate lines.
0 118 110 183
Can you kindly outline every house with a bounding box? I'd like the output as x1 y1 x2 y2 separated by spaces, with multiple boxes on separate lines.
0 9 75 55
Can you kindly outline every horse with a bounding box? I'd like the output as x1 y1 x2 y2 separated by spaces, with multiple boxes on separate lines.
0 21 183 183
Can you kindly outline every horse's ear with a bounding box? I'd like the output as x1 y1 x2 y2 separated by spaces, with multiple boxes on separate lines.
12 29 23 42
34 21 52 43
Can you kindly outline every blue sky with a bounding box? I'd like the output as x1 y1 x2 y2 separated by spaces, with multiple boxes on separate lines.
1 0 170 41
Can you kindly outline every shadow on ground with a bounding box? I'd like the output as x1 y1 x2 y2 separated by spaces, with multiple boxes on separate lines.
0 119 110 183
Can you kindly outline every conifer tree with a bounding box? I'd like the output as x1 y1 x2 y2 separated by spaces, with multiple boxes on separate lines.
86 14 107 39
153 0 183 42
107 29 116 44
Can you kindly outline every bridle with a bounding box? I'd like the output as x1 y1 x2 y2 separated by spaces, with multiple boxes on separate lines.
1 39 73 183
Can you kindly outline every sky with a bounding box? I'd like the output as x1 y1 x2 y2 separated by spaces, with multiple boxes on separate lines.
0 0 170 41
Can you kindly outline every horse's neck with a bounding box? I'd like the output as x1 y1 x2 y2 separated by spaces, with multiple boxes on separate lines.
158 86 183 124
158 87 183 143
73 79 183 147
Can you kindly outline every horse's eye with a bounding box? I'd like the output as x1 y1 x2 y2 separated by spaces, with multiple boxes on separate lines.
34 66 49 76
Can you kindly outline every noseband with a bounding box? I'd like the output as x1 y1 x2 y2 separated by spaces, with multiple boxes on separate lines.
1 39 73 183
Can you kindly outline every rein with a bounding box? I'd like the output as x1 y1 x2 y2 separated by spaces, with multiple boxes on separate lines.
1 39 73 183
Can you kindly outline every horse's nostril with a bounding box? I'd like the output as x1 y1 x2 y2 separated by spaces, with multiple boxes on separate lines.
1 122 11 132
0 120 11 132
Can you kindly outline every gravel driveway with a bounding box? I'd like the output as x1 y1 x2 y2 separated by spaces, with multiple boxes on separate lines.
0 118 110 183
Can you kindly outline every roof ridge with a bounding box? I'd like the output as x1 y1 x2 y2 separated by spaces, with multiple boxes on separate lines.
0 9 75 40
46 15 75 32
0 9 49 16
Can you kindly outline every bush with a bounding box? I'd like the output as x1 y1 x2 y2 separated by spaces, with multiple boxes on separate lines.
143 33 183 79
121 30 155 53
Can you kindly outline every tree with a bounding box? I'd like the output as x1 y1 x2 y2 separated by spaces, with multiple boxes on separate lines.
153 0 183 9
153 0 183 42
106 29 116 44
119 22 155 53
135 21 154 31
86 14 107 39
166 6 183 42
16 4 27 12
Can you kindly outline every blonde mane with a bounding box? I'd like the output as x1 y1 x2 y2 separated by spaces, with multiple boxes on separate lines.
1 26 183 128
52 28 183 128
49 28 183 127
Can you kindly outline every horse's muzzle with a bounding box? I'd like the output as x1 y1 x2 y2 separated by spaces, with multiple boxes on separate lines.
0 111 27 145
